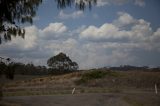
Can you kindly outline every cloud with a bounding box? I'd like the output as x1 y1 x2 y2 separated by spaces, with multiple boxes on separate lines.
109 0 129 5
0 22 68 65
58 10 84 19
134 0 145 7
96 0 109 7
131 19 152 41
114 12 135 27
95 0 145 7
6 26 39 50
150 28 160 42
77 42 136 68
1 12 160 69
80 23 120 40
79 12 160 68
42 23 67 34
80 12 154 43
41 23 68 39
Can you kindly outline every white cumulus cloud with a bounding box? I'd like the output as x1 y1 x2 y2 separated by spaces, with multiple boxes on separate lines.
41 22 68 39
80 12 154 43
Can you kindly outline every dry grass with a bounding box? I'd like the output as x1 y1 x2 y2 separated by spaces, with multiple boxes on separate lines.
2 70 160 96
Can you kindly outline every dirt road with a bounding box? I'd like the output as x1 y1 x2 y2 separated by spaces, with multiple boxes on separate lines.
2 93 129 106
2 93 160 106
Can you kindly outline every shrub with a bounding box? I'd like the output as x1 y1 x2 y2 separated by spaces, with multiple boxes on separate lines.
82 70 107 79
75 70 107 84
75 70 119 85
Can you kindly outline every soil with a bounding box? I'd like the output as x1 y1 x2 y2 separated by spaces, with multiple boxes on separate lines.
1 93 160 106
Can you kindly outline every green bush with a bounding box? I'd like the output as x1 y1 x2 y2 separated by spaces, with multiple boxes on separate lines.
82 70 107 79
75 70 107 84
75 70 119 85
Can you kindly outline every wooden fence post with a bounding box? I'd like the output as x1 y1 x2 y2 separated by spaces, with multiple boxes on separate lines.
72 88 75 94
155 84 158 94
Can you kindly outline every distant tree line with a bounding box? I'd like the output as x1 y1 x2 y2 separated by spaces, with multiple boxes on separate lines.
101 65 160 72
0 61 78 76
1 56 160 78
0 61 43 77
0 53 79 77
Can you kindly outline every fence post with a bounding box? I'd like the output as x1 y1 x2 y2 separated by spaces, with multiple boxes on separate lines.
155 83 158 94
72 88 75 94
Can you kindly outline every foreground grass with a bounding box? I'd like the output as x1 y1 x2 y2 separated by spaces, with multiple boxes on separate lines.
3 87 122 96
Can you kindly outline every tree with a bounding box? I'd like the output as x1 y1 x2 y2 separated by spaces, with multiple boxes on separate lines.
4 62 16 79
70 62 79 71
0 0 96 44
0 0 43 44
0 57 15 100
47 52 78 71
0 57 18 79
0 61 7 77
55 0 96 10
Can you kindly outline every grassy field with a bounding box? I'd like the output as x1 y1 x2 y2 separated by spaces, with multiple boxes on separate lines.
1 70 160 95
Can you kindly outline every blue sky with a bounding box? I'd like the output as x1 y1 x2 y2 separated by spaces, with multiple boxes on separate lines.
1 0 160 69
34 0 160 29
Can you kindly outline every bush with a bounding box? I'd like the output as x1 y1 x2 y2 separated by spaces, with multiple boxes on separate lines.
75 70 119 85
82 70 107 79
75 70 107 84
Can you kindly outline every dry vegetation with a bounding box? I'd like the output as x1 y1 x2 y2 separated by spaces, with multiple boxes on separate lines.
1 70 160 106
1 70 160 96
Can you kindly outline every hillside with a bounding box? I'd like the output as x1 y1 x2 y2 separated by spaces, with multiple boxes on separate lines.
2 70 160 96
1 70 160 106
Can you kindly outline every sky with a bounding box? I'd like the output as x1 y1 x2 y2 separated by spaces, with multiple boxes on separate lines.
1 0 160 69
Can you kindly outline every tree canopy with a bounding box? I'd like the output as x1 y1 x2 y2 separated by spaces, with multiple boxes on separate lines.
0 56 16 79
0 0 43 44
47 52 78 71
55 0 97 10
0 0 96 44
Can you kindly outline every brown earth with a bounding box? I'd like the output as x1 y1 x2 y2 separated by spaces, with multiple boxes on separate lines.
1 93 160 106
